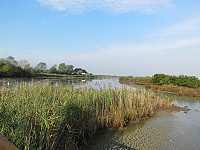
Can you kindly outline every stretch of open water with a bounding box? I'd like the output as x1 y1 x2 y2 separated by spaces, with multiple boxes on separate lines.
88 100 200 150
1 77 200 150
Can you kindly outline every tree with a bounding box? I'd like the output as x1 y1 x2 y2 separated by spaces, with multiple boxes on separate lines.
58 63 74 74
35 62 47 72
153 74 167 85
18 60 31 70
6 56 18 66
152 73 200 88
58 63 67 74
1 64 13 77
66 65 74 74
49 64 57 73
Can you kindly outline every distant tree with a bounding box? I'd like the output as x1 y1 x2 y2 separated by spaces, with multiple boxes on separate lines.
6 56 18 66
58 63 67 74
1 64 14 77
49 64 58 73
66 65 74 74
153 74 167 85
0 57 32 77
0 62 32 77
58 63 74 74
153 73 200 88
176 75 200 88
0 58 6 64
18 60 31 70
35 62 47 73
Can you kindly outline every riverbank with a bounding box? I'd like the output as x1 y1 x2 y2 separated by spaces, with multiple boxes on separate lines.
119 77 200 97
88 101 200 150
33 72 94 78
0 83 172 149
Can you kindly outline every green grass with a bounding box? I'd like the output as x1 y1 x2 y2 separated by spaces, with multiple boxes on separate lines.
0 83 171 149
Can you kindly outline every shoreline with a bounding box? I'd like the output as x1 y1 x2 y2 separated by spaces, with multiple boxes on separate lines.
119 80 200 97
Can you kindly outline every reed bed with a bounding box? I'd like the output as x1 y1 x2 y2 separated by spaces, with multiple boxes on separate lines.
0 83 171 149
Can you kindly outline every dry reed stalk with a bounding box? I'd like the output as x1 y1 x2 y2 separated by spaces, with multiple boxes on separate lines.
0 83 171 149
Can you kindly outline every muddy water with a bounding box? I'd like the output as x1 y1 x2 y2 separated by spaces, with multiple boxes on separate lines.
88 98 200 150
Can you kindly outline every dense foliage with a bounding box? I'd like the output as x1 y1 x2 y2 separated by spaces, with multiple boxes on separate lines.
0 56 87 78
0 57 33 78
119 74 200 96
153 74 200 88
120 74 200 88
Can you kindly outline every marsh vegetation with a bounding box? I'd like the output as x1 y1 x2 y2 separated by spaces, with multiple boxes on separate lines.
119 74 200 96
0 81 171 149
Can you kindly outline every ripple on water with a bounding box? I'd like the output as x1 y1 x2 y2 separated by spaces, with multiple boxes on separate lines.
88 110 200 150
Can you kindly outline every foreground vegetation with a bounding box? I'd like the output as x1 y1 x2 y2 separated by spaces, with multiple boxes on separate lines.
0 83 171 149
119 74 200 96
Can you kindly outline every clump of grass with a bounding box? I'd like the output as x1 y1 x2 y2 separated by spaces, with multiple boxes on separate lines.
0 83 171 149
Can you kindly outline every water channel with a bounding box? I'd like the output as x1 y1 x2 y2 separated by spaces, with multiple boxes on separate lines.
1 77 200 150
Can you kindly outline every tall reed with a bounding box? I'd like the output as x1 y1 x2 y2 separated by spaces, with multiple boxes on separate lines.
0 83 171 149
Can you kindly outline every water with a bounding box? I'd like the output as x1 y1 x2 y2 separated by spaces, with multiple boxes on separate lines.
0 77 137 90
1 77 200 149
0 77 89 88
74 78 137 90
88 92 200 150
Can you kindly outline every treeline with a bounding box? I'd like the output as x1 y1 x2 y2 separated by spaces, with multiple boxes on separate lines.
0 56 87 78
153 74 200 88
119 74 200 96
0 56 33 78
120 74 200 89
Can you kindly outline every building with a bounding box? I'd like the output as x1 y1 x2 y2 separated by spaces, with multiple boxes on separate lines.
73 68 88 75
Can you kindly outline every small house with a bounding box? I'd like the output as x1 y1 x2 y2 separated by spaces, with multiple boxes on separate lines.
73 68 88 75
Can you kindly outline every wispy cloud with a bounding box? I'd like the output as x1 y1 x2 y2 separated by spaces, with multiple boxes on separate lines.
12 36 199 76
150 15 200 37
36 0 172 14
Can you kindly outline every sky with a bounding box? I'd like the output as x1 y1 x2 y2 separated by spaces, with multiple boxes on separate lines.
0 0 200 77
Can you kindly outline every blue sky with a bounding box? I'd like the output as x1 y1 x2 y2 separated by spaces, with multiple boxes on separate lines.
1 0 200 77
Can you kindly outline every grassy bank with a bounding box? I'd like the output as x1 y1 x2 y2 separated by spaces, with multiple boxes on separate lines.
0 83 171 149
145 84 200 96
119 76 200 97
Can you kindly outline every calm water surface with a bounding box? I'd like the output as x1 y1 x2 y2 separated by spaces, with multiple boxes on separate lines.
87 81 200 150
1 77 200 149
0 77 136 89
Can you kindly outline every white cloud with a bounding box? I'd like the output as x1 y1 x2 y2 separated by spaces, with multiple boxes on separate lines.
150 15 200 37
37 0 172 14
4 34 200 77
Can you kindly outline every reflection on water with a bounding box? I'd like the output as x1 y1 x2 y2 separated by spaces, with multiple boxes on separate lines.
0 77 136 90
88 87 200 150
0 77 90 88
75 78 136 90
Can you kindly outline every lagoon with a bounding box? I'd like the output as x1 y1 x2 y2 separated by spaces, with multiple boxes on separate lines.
89 98 200 150
1 77 200 149
88 80 200 150
0 77 137 90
